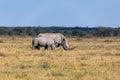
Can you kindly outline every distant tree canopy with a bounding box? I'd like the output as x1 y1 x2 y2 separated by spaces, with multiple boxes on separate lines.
0 26 120 37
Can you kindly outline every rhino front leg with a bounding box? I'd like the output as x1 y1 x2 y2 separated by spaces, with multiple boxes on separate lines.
44 45 48 50
51 44 56 50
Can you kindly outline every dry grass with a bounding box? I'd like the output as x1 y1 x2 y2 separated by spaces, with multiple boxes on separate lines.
0 36 120 80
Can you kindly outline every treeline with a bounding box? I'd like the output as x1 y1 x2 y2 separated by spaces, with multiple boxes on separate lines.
0 26 120 37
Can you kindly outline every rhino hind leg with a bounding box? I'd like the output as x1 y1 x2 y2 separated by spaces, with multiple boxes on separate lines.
35 45 40 50
32 44 39 50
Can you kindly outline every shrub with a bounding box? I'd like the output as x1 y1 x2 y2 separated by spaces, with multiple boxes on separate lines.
41 62 50 69
51 71 64 77
0 52 6 57
0 40 3 43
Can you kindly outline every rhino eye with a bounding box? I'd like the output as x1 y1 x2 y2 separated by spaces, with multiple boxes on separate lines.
63 38 65 41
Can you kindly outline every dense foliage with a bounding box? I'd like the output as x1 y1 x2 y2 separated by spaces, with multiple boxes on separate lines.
0 26 120 37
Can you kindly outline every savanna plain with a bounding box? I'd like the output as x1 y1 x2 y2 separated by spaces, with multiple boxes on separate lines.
0 36 120 80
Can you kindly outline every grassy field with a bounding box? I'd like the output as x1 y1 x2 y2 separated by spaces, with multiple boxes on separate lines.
0 36 120 80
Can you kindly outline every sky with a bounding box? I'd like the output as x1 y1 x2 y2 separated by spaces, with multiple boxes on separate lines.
0 0 120 27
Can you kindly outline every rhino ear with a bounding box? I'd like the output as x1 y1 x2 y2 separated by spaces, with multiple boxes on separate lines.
62 38 66 43
63 38 65 41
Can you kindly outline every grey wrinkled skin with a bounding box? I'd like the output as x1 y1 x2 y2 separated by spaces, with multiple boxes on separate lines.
32 37 56 50
38 33 76 50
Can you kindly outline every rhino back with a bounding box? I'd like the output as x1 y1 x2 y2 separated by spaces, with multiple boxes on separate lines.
38 33 65 44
